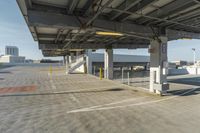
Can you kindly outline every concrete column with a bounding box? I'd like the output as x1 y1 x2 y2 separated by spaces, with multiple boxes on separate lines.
70 53 74 63
149 36 169 94
76 51 80 60
63 56 66 65
131 66 133 71
104 49 113 79
66 55 70 74
86 49 92 74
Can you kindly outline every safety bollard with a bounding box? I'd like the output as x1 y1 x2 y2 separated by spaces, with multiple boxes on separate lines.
49 65 52 77
99 67 102 80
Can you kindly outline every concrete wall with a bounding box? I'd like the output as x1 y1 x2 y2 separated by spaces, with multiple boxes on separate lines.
0 56 10 63
168 67 199 75
90 53 149 63
10 56 25 63
168 69 189 75
0 63 63 68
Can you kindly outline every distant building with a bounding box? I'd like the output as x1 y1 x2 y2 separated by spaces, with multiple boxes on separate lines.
0 55 25 63
196 60 200 66
168 62 177 69
5 46 19 56
0 46 25 63
171 60 188 67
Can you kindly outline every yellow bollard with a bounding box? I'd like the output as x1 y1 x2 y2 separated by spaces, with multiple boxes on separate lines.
49 65 52 76
99 67 102 80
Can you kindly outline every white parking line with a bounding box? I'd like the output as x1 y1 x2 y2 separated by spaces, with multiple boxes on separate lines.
67 87 199 114
76 96 149 110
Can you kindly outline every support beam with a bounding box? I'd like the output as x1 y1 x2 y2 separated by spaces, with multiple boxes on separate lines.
27 10 153 37
27 10 200 40
104 49 113 79
149 36 169 94
38 41 149 50
68 0 79 14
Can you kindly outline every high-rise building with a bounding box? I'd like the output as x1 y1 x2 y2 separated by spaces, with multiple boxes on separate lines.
5 46 19 56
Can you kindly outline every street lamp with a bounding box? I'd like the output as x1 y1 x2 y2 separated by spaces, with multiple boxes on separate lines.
192 48 196 66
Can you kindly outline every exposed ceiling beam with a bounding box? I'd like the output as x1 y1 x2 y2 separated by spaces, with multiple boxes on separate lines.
61 30 72 43
86 0 114 26
38 42 149 50
68 0 79 14
82 0 99 16
62 0 114 49
109 0 141 20
158 7 200 27
145 2 197 25
193 0 200 4
120 0 157 21
27 9 200 40
137 0 194 24
28 10 81 29
27 10 153 37
55 29 64 43
26 0 32 8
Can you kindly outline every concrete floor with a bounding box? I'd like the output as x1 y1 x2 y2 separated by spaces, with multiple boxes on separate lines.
0 66 200 133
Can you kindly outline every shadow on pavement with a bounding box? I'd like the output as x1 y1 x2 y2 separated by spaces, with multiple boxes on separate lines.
0 65 15 70
167 87 200 96
0 71 12 74
129 81 149 83
0 78 4 80
168 77 200 86
0 87 128 97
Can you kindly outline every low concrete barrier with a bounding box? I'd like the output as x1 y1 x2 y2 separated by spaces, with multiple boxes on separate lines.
168 69 189 75
0 63 64 68
168 67 199 75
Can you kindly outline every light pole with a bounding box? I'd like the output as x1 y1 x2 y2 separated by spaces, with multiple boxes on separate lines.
192 48 196 66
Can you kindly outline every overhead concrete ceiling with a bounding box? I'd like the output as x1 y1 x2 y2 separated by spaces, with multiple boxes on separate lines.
17 0 200 56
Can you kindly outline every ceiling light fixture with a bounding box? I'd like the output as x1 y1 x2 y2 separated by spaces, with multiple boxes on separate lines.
96 31 123 36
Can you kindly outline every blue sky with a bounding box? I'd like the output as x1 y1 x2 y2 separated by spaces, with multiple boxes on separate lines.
0 0 200 61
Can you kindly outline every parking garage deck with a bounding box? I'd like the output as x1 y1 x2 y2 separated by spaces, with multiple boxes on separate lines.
0 66 200 133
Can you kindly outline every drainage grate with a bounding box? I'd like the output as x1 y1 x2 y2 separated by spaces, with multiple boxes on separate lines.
0 85 36 94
